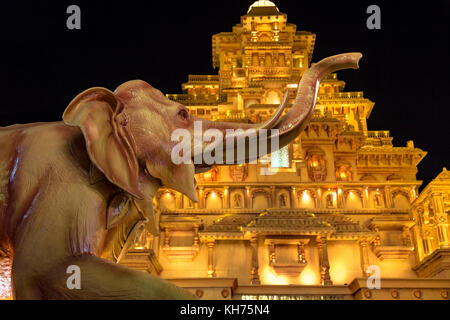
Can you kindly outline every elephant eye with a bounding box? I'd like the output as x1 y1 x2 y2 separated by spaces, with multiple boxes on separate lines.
178 109 189 120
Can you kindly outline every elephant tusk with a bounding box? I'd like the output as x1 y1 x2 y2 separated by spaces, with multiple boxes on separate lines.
258 90 289 130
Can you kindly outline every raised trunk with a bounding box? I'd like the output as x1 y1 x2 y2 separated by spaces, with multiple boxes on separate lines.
194 52 362 166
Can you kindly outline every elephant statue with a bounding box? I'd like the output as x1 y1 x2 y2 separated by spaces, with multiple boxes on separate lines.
0 53 362 299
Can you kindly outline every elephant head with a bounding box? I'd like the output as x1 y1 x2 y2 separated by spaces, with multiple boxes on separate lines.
62 53 362 205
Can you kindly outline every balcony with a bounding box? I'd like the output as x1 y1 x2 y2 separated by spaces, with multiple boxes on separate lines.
248 66 290 78
364 131 390 138
317 91 365 100
214 111 247 122
187 75 219 83
167 93 220 106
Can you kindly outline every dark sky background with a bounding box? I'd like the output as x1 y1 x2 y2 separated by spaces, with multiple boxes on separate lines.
0 0 449 190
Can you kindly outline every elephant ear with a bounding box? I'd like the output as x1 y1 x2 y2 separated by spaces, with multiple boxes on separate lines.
63 87 144 199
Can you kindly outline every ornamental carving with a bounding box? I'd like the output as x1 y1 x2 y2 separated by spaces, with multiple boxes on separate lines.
335 159 353 181
229 163 248 182
305 148 327 182
197 166 219 183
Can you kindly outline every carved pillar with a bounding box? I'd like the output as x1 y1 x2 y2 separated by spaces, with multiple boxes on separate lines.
431 192 450 248
410 187 417 202
359 238 370 277
360 192 365 208
316 188 323 208
193 225 199 248
164 228 170 248
250 234 260 284
245 186 252 209
194 188 200 209
298 242 306 263
270 186 276 208
224 186 230 209
317 235 332 286
198 186 204 209
176 192 183 209
291 187 297 208
269 242 276 264
207 238 216 277
423 237 433 256
437 225 450 248
363 187 369 208
402 226 412 246
337 189 343 208
384 186 393 208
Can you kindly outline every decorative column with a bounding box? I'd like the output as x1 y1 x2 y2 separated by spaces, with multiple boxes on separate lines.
437 224 450 248
402 226 412 246
359 192 365 208
224 186 230 209
164 228 170 248
337 189 343 208
384 186 393 208
316 188 323 208
245 186 252 209
250 234 260 284
363 187 369 208
270 186 276 208
194 188 200 209
207 238 216 277
291 187 297 208
358 238 370 277
198 186 204 209
311 191 318 208
176 192 183 209
269 242 276 264
317 235 333 286
410 187 417 202
298 242 306 263
193 225 199 248
423 237 433 256
432 192 450 248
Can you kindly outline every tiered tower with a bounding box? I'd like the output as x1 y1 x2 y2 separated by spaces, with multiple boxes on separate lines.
119 1 450 300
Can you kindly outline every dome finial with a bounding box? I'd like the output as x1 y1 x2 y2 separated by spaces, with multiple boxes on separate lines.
248 1 279 14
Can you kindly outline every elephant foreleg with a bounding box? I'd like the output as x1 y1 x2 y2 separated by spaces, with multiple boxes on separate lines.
37 255 196 300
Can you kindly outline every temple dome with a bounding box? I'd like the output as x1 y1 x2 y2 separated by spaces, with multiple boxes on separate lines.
247 1 280 14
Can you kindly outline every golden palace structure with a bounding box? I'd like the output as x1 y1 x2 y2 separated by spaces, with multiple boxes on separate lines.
119 1 450 300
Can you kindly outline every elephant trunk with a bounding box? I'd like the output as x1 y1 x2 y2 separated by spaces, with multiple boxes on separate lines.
193 52 362 167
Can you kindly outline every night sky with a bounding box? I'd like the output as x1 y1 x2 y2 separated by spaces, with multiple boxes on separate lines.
1 0 449 189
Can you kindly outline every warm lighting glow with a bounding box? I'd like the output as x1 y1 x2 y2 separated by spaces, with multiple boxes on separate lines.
330 259 349 284
312 160 318 167
302 190 310 202
211 191 216 197
203 172 212 180
299 266 318 285
262 267 289 285
340 171 347 179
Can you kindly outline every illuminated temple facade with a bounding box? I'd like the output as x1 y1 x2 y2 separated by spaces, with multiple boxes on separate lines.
121 1 450 300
